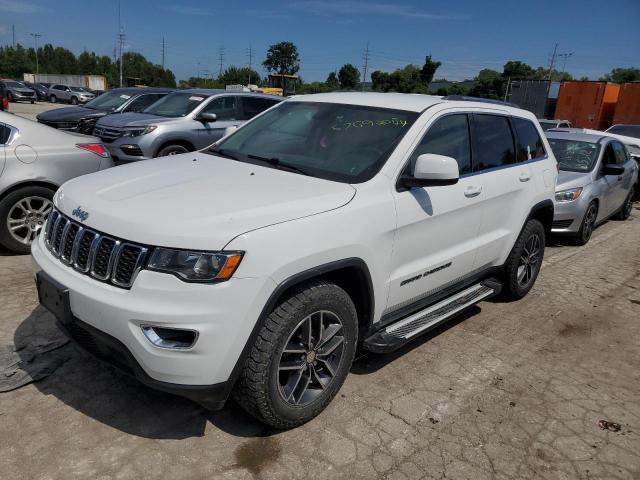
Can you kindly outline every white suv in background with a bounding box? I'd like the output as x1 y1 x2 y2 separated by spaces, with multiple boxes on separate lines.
32 93 557 429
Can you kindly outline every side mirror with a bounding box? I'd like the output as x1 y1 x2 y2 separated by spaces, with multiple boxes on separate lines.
400 154 460 189
197 112 217 123
602 164 624 176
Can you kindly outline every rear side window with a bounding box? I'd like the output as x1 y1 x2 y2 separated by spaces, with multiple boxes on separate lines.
203 96 237 120
473 114 516 170
240 97 279 120
405 114 472 175
512 117 546 161
0 125 10 144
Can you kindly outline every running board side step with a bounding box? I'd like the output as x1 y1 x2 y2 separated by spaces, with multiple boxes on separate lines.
363 279 502 353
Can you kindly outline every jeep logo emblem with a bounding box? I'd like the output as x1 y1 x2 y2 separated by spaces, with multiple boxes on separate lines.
72 206 89 222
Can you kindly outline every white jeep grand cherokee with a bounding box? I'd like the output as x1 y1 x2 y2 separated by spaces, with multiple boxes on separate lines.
32 93 557 428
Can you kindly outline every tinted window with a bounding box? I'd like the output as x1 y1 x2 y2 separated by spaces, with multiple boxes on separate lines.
547 138 599 172
538 120 557 131
202 96 237 120
606 125 640 139
125 94 165 112
612 142 628 164
144 92 209 117
240 97 280 120
210 101 418 183
0 125 10 144
405 114 471 175
512 117 546 161
473 114 516 170
603 144 617 165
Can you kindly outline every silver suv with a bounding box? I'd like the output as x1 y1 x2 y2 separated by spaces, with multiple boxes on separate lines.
92 89 282 162
48 84 95 104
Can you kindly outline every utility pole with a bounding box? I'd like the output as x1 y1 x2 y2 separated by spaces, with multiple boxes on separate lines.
30 33 41 75
161 37 165 69
118 0 124 88
547 43 558 81
196 61 200 81
558 52 573 78
218 46 225 78
361 41 370 91
246 45 253 85
12 25 15 47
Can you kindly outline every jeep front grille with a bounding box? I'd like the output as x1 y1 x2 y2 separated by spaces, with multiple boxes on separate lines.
44 209 148 288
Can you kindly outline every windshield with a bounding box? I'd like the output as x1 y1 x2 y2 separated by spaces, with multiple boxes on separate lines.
143 92 209 117
208 101 418 183
606 125 640 139
538 121 557 131
548 138 600 172
5 81 26 88
70 86 88 92
83 90 132 111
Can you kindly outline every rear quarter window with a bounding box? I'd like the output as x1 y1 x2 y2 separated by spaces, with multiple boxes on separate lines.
512 117 546 162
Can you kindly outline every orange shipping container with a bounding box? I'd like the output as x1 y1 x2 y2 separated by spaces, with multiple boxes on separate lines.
555 81 620 130
612 82 640 125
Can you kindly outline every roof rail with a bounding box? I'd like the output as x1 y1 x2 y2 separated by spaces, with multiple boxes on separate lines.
443 95 519 108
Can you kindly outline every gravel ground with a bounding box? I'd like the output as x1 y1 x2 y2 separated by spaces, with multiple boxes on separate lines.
1 206 639 479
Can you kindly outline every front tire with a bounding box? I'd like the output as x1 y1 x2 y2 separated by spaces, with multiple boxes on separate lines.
233 280 358 429
156 144 190 157
0 186 55 254
49 95 57 103
574 201 598 245
70 96 78 105
502 219 545 300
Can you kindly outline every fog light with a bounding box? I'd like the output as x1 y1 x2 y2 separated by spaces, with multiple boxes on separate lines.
141 325 198 349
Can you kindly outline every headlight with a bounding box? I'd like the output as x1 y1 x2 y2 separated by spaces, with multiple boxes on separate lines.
122 125 157 137
555 187 583 203
147 248 243 282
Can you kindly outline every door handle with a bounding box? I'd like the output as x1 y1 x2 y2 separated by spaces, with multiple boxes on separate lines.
464 185 482 198
519 172 531 182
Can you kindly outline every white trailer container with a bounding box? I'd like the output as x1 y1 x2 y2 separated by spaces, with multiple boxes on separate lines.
23 73 107 91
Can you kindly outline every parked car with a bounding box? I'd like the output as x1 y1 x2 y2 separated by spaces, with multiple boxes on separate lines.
33 93 557 428
23 81 49 101
550 126 640 164
48 84 95 104
606 124 640 140
538 119 572 131
37 87 174 135
0 80 36 104
0 83 7 112
0 111 113 253
93 90 281 162
547 130 638 245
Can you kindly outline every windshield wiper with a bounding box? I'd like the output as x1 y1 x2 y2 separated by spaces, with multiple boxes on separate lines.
209 148 241 160
247 154 310 176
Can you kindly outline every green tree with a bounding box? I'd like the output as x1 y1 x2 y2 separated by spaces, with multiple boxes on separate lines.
420 55 441 84
326 71 339 90
263 41 300 75
371 70 391 91
219 66 262 86
468 68 505 99
502 60 535 79
338 63 360 89
602 67 640 83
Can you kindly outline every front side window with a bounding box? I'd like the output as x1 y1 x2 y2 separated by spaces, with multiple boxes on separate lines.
202 96 237 120
612 142 629 164
209 101 418 183
240 97 280 120
602 144 617 166
143 92 209 117
404 114 471 175
512 117 546 162
547 138 599 172
473 114 516 170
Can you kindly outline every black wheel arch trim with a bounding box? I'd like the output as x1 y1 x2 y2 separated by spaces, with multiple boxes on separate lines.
220 257 375 403
526 199 554 234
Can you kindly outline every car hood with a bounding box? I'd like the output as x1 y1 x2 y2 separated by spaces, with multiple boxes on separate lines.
556 170 592 191
12 88 34 94
37 106 106 122
55 153 356 250
96 112 176 128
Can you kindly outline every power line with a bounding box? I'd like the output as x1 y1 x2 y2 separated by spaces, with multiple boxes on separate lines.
246 45 253 85
117 0 124 87
218 46 225 78
12 25 15 48
558 52 573 76
161 37 165 69
361 41 370 91
30 33 41 74
547 43 558 81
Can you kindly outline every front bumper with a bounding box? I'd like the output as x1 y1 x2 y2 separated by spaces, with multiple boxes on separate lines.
102 137 154 162
32 233 276 407
10 92 36 102
551 196 589 234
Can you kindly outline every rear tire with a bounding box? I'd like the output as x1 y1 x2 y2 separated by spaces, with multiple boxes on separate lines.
70 96 78 105
0 186 55 254
502 219 545 300
574 201 598 245
156 144 190 157
233 280 358 429
614 189 634 220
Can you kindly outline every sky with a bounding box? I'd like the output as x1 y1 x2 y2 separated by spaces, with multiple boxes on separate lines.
1 0 639 83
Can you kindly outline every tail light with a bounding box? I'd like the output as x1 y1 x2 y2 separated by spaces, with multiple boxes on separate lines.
76 143 110 158
2 97 7 111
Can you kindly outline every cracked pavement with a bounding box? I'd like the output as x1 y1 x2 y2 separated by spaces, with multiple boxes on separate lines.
1 206 639 479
